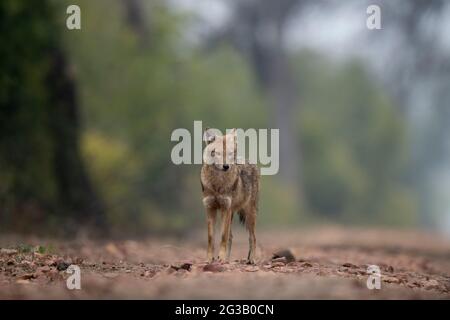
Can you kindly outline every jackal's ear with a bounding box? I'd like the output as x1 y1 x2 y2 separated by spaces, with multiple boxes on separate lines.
231 128 237 150
227 128 237 143
225 128 237 138
203 127 216 145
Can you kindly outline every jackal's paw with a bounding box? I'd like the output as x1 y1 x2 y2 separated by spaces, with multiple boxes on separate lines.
246 259 256 265
207 254 216 263
217 255 229 264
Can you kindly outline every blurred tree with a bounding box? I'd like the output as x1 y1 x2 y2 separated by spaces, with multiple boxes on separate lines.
64 0 266 233
0 0 423 234
121 0 151 48
369 0 450 227
0 0 105 233
295 52 418 225
206 0 312 197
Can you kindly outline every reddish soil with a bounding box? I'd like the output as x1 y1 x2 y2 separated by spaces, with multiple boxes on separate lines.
1 226 449 299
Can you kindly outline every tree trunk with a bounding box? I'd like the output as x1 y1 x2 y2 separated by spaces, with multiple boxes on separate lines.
47 48 107 231
224 0 305 195
121 0 151 47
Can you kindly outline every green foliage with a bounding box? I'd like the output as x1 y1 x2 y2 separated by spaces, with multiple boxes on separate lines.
0 0 106 232
16 243 53 254
259 176 301 226
17 244 33 254
0 0 59 226
61 0 265 233
295 52 418 225
0 1 419 233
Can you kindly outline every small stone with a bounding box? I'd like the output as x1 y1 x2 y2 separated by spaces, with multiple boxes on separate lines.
0 249 18 256
301 262 313 268
141 270 154 277
203 263 225 273
424 279 439 290
56 261 70 271
384 276 400 284
272 249 296 263
169 262 193 271
272 257 287 264
180 263 192 271
18 273 36 280
16 279 30 284
342 263 358 268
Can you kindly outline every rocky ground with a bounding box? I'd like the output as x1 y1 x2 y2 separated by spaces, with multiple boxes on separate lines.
1 226 449 299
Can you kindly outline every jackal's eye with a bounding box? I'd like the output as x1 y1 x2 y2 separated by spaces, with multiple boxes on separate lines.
211 150 215 157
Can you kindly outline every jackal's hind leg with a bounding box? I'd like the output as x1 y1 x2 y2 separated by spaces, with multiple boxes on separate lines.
226 213 234 260
246 213 256 265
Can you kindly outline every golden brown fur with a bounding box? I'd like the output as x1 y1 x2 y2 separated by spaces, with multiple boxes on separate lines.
201 128 260 264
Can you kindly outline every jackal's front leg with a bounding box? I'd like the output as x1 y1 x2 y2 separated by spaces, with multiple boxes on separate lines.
218 209 232 262
206 208 216 263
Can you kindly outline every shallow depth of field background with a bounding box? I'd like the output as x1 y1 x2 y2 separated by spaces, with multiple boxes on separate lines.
1 0 450 238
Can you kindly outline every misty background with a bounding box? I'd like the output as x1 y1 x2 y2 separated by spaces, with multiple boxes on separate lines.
1 0 450 237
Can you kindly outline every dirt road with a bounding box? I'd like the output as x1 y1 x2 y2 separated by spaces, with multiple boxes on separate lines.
1 227 449 299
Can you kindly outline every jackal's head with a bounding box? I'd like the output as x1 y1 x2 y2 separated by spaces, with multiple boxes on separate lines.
203 128 237 172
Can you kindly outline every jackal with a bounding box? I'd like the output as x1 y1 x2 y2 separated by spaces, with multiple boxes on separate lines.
201 128 260 264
